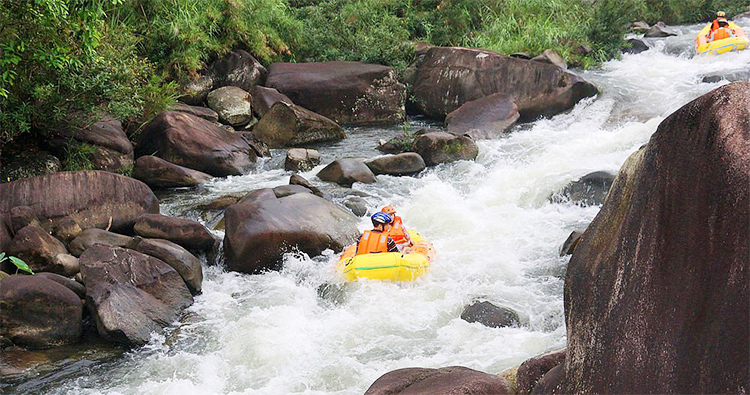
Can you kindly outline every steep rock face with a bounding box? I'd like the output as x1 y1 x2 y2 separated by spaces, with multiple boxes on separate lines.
562 82 750 394
365 366 512 395
224 191 358 274
0 171 159 233
136 111 254 177
411 47 597 121
265 61 406 126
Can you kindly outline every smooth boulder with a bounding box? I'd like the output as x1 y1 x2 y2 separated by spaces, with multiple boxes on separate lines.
266 61 406 126
35 272 86 298
69 228 134 257
365 366 511 395
0 275 83 348
365 153 426 176
561 82 750 393
169 102 219 123
80 245 193 346
208 49 267 91
224 192 358 274
9 205 39 234
413 132 479 166
285 148 321 172
132 156 212 189
206 86 253 127
410 47 597 121
517 349 566 395
136 111 254 177
645 21 677 38
129 237 203 295
252 86 293 117
0 171 158 233
8 225 69 275
51 216 82 244
253 102 345 147
445 93 520 138
461 301 520 328
317 159 377 187
134 214 216 252
58 115 134 173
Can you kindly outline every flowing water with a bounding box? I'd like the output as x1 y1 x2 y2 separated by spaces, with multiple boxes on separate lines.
6 20 750 395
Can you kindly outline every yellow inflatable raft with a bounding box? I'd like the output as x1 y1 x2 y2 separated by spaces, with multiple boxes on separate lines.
696 21 749 55
336 229 435 282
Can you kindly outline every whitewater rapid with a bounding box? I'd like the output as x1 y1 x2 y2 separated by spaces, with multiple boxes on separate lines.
22 19 750 395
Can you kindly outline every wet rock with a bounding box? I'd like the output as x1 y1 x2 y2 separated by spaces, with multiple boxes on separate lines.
178 74 214 105
460 301 520 328
0 275 83 349
266 61 406 126
272 184 312 198
134 214 216 252
136 111 254 177
552 171 615 206
531 49 567 69
413 132 479 166
169 102 219 123
561 82 750 393
35 272 86 299
252 86 293 117
289 174 326 198
645 21 677 38
701 69 750 84
206 86 253 127
238 131 271 157
197 194 243 211
285 148 321 172
80 245 193 346
445 93 520 139
10 206 39 234
0 151 61 183
517 349 566 395
530 364 564 395
410 47 597 121
208 49 267 92
224 192 358 274
559 229 584 256
365 366 512 395
51 216 82 244
132 156 212 189
8 225 68 275
317 159 377 187
69 228 134 257
365 153 426 176
129 237 203 295
0 171 158 233
253 102 346 148
623 38 649 54
343 196 368 217
629 21 650 33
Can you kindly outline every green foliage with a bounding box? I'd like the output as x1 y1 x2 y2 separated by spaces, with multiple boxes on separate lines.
634 0 750 24
62 142 97 172
0 253 33 275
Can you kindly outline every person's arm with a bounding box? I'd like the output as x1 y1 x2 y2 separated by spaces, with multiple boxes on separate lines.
354 234 362 254
387 237 398 252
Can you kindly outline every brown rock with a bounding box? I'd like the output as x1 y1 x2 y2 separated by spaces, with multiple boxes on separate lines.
252 86 293 117
69 228 134 257
52 216 82 244
136 111 254 177
206 86 253 127
365 366 512 395
517 349 566 395
59 115 133 156
129 237 203 295
134 214 216 252
317 159 377 187
35 272 86 298
0 220 10 254
51 254 80 276
266 61 406 126
529 364 564 395
87 144 134 173
531 49 567 69
196 195 243 211
413 132 478 166
208 49 267 91
132 156 212 189
285 148 321 172
460 301 520 328
10 205 39 234
562 82 750 393
253 102 346 148
644 21 677 38
445 93 519 139
8 225 69 275
365 153 426 176
289 174 326 198
559 230 584 256
168 102 219 123
0 171 159 233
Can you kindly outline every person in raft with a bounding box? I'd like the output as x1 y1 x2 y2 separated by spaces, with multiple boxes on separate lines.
707 11 737 42
354 212 399 255
381 205 413 247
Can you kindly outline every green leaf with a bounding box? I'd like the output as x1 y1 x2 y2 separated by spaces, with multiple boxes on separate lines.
0 252 6 262
9 257 34 275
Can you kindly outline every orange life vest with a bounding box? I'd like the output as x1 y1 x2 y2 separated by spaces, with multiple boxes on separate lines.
388 216 409 244
356 230 390 255
710 27 733 41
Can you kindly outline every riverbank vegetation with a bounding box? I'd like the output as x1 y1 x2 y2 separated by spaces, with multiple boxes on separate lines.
1 0 747 148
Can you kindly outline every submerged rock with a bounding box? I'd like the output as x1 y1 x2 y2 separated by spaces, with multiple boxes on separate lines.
561 82 750 393
460 301 520 328
253 102 345 147
365 366 512 395
623 38 649 54
317 159 377 187
552 171 615 206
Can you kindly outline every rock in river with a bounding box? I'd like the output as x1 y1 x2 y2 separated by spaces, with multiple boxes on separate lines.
129 237 203 295
317 159 377 187
365 152 426 176
8 225 69 275
253 102 345 148
134 214 216 252
365 366 512 395
460 301 520 328
132 156 212 189
445 93 520 139
413 132 479 166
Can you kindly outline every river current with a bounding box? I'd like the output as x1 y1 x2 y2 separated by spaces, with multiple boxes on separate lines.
8 20 750 395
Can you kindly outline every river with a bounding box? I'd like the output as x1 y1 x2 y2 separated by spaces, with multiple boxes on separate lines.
6 19 750 395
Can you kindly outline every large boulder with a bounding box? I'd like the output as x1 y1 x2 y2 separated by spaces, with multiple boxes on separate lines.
517 349 566 395
413 132 479 166
134 214 216 252
35 272 86 298
136 111 254 177
253 102 346 147
206 86 253 127
365 366 512 395
208 49 267 91
128 237 203 295
132 156 212 189
69 228 134 257
56 115 135 173
0 275 83 349
224 192 358 274
285 148 321 172
644 21 677 38
80 245 193 346
252 86 293 117
0 171 159 233
365 153 426 176
265 61 406 126
8 225 69 275
410 47 597 121
445 93 520 139
87 145 134 173
169 102 219 123
561 82 750 393
9 205 39 234
317 159 377 187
